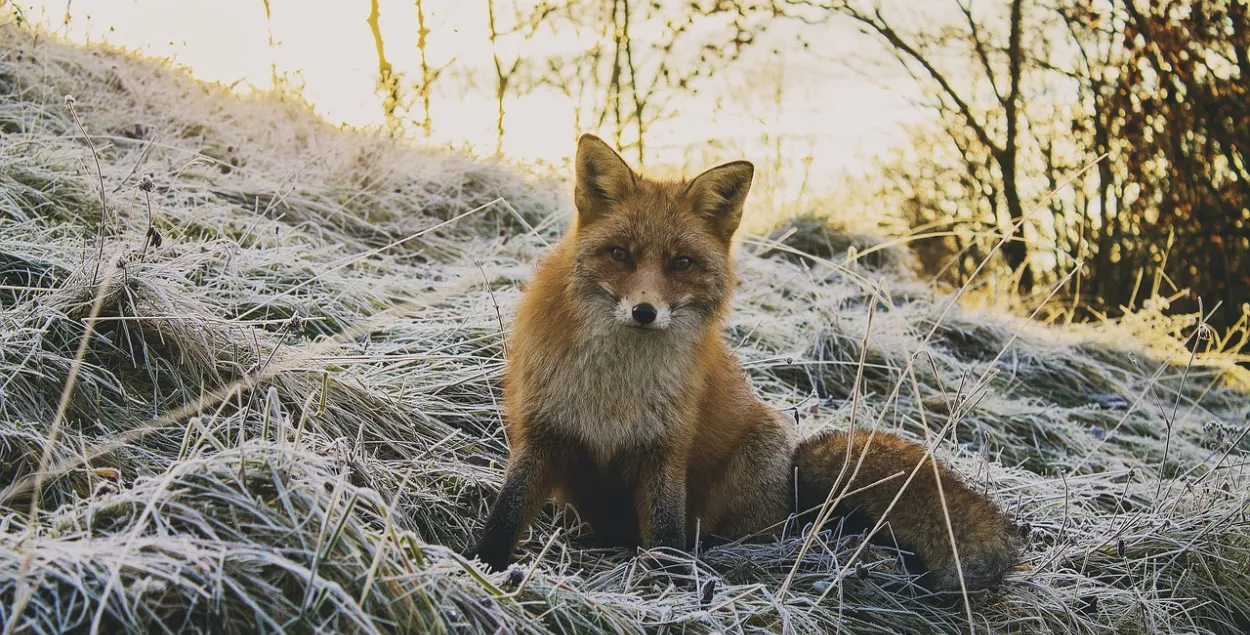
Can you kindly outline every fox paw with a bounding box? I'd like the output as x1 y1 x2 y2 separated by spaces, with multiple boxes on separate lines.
921 533 1020 593
469 539 514 573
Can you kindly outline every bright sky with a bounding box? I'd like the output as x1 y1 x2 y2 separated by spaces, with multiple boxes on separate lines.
15 0 928 208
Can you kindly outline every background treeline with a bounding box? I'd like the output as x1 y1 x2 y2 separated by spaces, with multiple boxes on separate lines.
840 0 1249 346
365 0 1247 344
49 0 1246 344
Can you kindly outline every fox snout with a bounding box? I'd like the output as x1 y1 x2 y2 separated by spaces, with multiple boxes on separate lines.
631 303 657 325
616 297 672 330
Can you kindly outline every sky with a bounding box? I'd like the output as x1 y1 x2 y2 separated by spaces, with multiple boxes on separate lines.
13 0 931 208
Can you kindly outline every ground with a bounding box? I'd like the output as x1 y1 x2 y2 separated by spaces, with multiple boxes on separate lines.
1 22 1249 634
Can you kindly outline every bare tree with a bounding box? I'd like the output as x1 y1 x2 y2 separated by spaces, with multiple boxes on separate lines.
805 0 1247 339
415 0 433 136
534 0 773 165
366 0 402 130
487 0 519 154
781 0 1036 291
483 1 563 154
261 0 278 88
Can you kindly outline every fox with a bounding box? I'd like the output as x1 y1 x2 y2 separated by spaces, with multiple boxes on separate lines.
471 134 1020 592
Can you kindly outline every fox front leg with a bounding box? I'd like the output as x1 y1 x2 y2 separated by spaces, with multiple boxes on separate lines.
636 456 687 551
473 447 552 572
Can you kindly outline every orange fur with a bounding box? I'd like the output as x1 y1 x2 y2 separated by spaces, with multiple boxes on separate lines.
472 135 1019 592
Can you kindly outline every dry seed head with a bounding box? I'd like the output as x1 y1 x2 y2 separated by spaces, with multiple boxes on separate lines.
138 174 155 192
699 579 717 607
504 565 525 588
1080 595 1100 614
64 94 76 106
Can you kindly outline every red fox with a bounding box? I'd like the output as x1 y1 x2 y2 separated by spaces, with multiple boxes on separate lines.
472 134 1019 592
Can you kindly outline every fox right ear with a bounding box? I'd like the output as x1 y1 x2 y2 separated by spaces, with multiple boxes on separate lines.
574 134 636 224
686 160 753 242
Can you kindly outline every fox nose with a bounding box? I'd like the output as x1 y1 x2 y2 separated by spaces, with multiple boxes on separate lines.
631 303 657 325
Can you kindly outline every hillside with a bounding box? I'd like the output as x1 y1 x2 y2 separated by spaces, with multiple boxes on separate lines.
2 22 1249 634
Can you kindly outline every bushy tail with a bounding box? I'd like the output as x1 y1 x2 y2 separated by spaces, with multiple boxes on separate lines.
794 428 1020 592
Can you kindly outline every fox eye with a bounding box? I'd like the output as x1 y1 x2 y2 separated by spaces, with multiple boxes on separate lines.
672 256 693 271
610 247 628 262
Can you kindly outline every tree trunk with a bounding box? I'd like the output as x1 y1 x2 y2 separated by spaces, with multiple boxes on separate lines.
487 0 506 155
416 0 432 136
366 0 399 129
999 0 1032 292
620 0 645 165
608 0 627 149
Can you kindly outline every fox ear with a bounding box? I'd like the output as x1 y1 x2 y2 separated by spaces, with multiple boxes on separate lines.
575 134 636 224
686 161 754 240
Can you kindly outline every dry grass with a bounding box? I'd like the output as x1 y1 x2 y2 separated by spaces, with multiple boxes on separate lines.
2 20 1249 634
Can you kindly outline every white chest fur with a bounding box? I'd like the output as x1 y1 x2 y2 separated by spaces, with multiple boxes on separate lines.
523 330 693 463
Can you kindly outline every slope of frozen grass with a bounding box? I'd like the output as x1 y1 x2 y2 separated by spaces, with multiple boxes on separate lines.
1 21 1248 634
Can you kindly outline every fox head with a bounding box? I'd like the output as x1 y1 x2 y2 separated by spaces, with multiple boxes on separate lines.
566 134 753 336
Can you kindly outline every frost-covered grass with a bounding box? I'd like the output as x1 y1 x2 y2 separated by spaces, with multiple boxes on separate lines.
1 20 1248 634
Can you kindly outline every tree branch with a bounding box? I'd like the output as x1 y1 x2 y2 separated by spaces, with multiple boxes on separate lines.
840 3 1001 155
955 0 1003 103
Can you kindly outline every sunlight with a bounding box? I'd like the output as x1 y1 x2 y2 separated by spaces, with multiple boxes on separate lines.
16 0 921 208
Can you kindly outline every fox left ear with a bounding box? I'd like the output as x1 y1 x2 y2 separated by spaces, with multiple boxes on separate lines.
686 161 754 241
575 134 637 226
